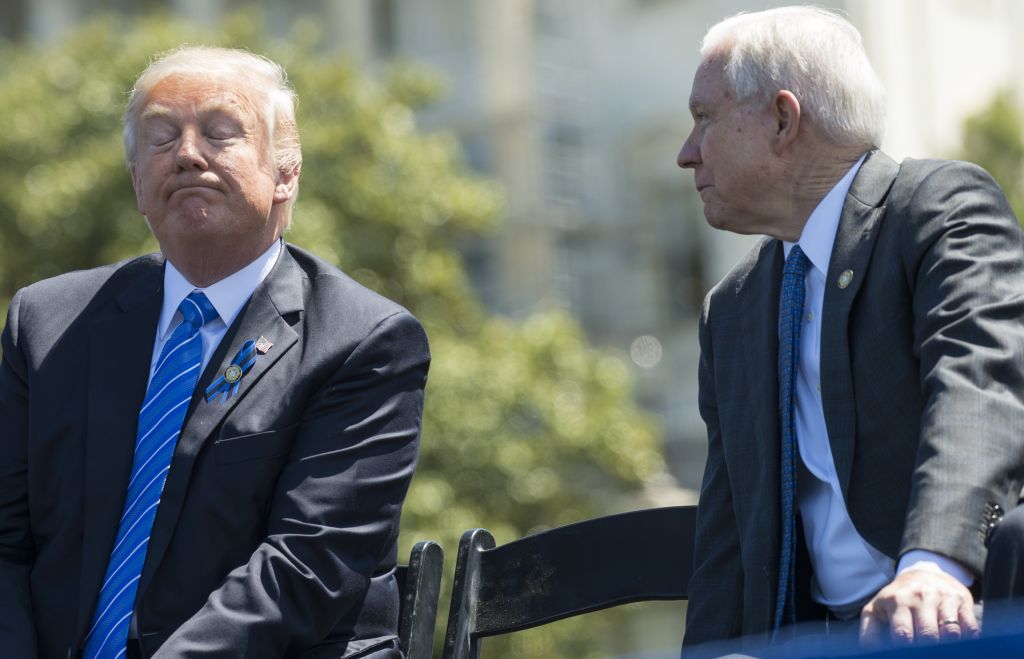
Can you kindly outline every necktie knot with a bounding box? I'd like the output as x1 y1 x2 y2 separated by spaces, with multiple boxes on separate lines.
179 291 217 329
784 244 810 279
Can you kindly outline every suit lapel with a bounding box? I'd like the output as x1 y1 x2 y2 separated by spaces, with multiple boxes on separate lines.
139 247 304 593
77 259 164 641
821 150 899 496
739 239 785 545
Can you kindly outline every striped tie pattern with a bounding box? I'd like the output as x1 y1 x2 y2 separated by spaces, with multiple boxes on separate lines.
84 291 217 659
774 245 809 636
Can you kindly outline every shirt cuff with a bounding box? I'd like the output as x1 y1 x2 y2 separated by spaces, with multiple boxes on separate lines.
897 549 975 588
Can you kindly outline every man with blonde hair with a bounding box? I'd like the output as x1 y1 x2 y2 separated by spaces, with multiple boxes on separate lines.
0 46 428 658
680 6 1024 655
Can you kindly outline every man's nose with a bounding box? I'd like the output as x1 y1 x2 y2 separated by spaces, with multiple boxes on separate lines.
677 132 700 169
174 128 208 170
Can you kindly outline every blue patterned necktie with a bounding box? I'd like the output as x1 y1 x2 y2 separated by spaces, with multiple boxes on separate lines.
774 245 809 635
84 291 218 659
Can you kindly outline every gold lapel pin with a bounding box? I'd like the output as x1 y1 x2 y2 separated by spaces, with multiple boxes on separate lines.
837 269 853 289
224 364 244 383
255 336 273 354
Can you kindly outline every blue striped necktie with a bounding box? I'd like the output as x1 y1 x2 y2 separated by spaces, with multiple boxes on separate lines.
84 291 218 659
774 245 809 635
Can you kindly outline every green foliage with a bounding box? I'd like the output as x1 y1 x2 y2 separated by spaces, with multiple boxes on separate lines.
0 10 666 657
959 90 1024 220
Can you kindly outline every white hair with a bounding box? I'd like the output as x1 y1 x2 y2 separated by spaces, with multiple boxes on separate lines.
702 6 885 148
124 46 302 220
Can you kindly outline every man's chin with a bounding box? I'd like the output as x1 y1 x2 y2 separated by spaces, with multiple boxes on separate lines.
147 213 221 254
177 197 218 222
703 210 761 237
703 209 731 232
158 207 223 235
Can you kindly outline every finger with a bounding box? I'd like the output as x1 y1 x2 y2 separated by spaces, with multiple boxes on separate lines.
889 605 915 645
912 603 940 643
959 599 980 639
935 601 962 642
860 606 887 649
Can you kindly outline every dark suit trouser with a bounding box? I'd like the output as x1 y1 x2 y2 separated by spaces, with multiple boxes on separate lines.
982 504 1024 635
794 522 860 636
125 638 403 659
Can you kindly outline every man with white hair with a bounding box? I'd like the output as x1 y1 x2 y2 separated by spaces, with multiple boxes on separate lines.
679 6 1024 655
0 47 428 658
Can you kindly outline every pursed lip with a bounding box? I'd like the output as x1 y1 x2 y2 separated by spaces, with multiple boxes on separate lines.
168 181 222 199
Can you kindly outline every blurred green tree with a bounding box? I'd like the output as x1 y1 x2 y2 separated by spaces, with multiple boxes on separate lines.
959 90 1024 220
0 11 667 657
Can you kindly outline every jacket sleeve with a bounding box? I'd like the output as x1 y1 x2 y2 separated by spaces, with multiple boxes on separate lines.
0 290 40 658
154 310 430 658
899 161 1024 576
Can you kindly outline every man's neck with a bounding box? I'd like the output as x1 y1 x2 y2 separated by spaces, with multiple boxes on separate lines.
771 146 870 242
164 228 283 288
175 248 269 288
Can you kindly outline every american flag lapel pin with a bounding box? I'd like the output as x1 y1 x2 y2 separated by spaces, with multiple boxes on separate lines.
255 335 273 354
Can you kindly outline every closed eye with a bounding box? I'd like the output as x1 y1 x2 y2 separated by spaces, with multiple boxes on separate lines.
142 121 178 148
206 118 243 141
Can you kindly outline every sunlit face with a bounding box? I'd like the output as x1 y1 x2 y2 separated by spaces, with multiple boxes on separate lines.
677 53 777 234
130 73 291 273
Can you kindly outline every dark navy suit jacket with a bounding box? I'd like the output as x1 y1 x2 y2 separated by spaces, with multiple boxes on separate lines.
0 243 430 658
684 152 1024 654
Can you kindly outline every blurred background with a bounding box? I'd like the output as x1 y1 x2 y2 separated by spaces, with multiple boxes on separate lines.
3 0 1024 656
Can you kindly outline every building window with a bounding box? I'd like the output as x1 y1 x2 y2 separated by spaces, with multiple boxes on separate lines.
0 0 28 41
372 0 395 57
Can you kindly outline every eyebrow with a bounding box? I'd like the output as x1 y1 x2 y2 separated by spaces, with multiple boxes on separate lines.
138 105 176 124
138 101 246 125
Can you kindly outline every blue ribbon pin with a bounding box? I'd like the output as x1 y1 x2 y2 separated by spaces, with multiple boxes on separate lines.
205 339 258 403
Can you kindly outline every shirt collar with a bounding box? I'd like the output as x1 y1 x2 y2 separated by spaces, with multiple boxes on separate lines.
783 153 867 275
157 240 282 341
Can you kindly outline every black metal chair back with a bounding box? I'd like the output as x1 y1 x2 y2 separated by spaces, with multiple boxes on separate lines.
396 540 444 659
441 505 697 659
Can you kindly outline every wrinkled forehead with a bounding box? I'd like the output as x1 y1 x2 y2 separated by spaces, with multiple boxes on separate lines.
689 53 732 107
138 73 268 126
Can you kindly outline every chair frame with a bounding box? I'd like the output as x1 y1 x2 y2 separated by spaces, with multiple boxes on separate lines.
396 539 444 659
441 505 697 659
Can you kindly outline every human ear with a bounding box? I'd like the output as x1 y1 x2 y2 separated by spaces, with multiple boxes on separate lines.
130 162 146 215
772 90 801 152
273 163 301 204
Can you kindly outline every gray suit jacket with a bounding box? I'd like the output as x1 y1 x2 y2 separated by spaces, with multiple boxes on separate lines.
683 151 1024 652
0 244 429 658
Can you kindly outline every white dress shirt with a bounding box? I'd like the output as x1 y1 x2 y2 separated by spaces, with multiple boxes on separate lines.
149 240 282 384
783 156 972 617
